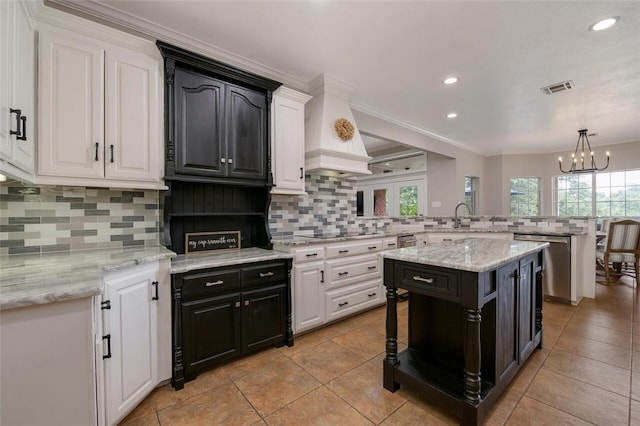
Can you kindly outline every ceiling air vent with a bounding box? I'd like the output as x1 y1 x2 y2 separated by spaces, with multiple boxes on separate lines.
541 80 574 95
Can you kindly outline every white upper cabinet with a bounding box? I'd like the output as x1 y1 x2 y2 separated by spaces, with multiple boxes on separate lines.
37 21 163 189
0 0 35 182
271 87 311 195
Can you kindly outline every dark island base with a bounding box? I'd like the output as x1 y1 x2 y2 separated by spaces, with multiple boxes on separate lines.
382 251 544 426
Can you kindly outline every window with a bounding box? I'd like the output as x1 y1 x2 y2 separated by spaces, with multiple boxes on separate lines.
399 184 418 216
510 177 540 216
357 177 425 217
464 176 478 214
555 169 640 217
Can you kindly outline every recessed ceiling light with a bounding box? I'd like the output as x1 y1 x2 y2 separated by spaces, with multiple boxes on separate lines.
0 173 7 182
589 17 619 31
384 162 391 166
447 113 458 119
443 77 458 85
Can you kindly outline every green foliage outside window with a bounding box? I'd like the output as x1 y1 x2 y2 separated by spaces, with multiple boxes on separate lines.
399 185 418 216
510 177 540 216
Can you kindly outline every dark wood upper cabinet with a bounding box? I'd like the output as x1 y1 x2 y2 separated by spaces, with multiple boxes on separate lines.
157 41 281 186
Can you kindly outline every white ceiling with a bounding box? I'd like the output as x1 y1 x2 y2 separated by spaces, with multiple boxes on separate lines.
53 0 640 156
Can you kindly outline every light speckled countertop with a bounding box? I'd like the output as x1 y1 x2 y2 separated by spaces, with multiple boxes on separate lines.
381 238 549 272
171 247 293 274
0 245 176 310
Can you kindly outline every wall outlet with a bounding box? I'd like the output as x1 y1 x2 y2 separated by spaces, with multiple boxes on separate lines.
431 201 442 208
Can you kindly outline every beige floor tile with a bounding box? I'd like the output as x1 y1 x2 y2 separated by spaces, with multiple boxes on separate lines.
119 412 159 426
310 317 361 340
183 364 231 395
554 332 632 369
289 340 366 383
542 322 564 348
484 387 522 426
265 386 373 426
632 369 640 401
380 401 454 426
119 391 156 423
388 390 459 425
150 383 198 412
157 383 260 426
525 368 629 425
570 310 633 333
279 330 328 357
543 303 576 327
222 348 290 380
508 351 544 394
563 319 632 349
233 357 321 416
631 399 640 425
327 362 406 424
543 349 631 397
506 396 593 425
331 325 387 359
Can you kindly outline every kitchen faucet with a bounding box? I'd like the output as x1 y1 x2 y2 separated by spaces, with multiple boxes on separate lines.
454 202 472 229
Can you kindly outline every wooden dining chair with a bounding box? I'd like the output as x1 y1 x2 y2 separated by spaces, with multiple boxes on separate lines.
596 220 640 285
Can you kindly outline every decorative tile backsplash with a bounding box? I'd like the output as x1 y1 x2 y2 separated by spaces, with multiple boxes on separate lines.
0 182 161 255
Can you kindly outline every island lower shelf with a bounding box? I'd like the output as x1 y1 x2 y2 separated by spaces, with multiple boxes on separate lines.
382 244 545 425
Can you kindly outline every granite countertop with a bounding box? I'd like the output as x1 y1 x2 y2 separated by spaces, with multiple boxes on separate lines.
381 238 549 272
422 227 585 236
0 245 176 310
171 247 294 274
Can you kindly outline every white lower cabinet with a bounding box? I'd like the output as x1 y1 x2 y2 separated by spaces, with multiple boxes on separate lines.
326 279 383 322
293 261 325 333
97 260 171 426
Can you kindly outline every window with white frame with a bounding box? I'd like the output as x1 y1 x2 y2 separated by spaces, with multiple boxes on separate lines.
510 177 540 216
464 176 478 214
554 169 640 217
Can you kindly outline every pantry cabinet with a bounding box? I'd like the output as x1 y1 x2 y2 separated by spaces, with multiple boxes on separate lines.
0 0 35 182
271 87 311 195
37 23 163 189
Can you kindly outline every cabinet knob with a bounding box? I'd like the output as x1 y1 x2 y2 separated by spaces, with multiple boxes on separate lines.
228 158 233 164
244 300 250 306
413 276 434 284
235 301 240 308
221 158 226 163
206 280 224 286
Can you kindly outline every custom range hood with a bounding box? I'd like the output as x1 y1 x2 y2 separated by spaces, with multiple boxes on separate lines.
305 74 372 175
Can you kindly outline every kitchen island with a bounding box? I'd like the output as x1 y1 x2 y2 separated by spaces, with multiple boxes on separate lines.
381 238 548 425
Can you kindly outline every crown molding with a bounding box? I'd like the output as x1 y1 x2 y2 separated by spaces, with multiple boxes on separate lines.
44 0 308 92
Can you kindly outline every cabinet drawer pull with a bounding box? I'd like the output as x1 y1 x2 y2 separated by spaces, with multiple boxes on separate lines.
338 250 349 254
367 292 377 297
413 276 434 284
17 116 27 141
367 266 377 270
259 272 274 278
305 253 318 257
443 238 452 242
110 144 114 163
320 270 324 283
95 142 99 161
368 246 377 250
102 334 112 359
9 108 22 138
338 301 349 307
300 167 303 179
338 271 349 276
152 281 159 300
387 243 396 247
206 280 224 286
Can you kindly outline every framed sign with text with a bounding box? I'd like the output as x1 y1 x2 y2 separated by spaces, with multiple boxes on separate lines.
185 231 241 254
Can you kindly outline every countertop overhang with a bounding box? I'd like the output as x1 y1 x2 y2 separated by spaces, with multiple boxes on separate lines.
381 238 550 272
0 245 176 310
170 247 294 274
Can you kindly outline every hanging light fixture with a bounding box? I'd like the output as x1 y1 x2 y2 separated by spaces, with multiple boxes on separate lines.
558 129 610 174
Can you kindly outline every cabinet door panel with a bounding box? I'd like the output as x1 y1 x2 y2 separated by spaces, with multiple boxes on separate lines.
105 48 160 181
103 264 157 426
38 29 104 178
496 262 518 381
226 85 266 180
518 255 536 361
174 69 224 177
0 0 11 161
294 262 325 333
182 294 241 373
10 0 34 173
242 285 286 352
272 95 305 192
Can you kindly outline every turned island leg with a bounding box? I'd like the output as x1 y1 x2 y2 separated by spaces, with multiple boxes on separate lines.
463 307 482 404
383 285 399 392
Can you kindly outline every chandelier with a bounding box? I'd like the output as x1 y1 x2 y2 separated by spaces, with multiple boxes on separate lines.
558 129 610 174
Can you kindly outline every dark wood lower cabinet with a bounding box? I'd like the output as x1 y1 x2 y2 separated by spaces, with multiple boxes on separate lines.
383 250 544 425
172 259 293 390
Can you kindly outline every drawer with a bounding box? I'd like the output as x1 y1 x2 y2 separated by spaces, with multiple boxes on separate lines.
325 254 381 290
396 263 459 301
382 237 398 250
241 262 288 289
182 269 240 299
293 246 325 263
325 239 383 259
326 280 383 322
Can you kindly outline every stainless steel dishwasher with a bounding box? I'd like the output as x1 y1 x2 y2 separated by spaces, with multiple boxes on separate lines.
513 234 571 303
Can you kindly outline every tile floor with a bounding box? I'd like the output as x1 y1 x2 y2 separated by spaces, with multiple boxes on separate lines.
121 276 638 425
